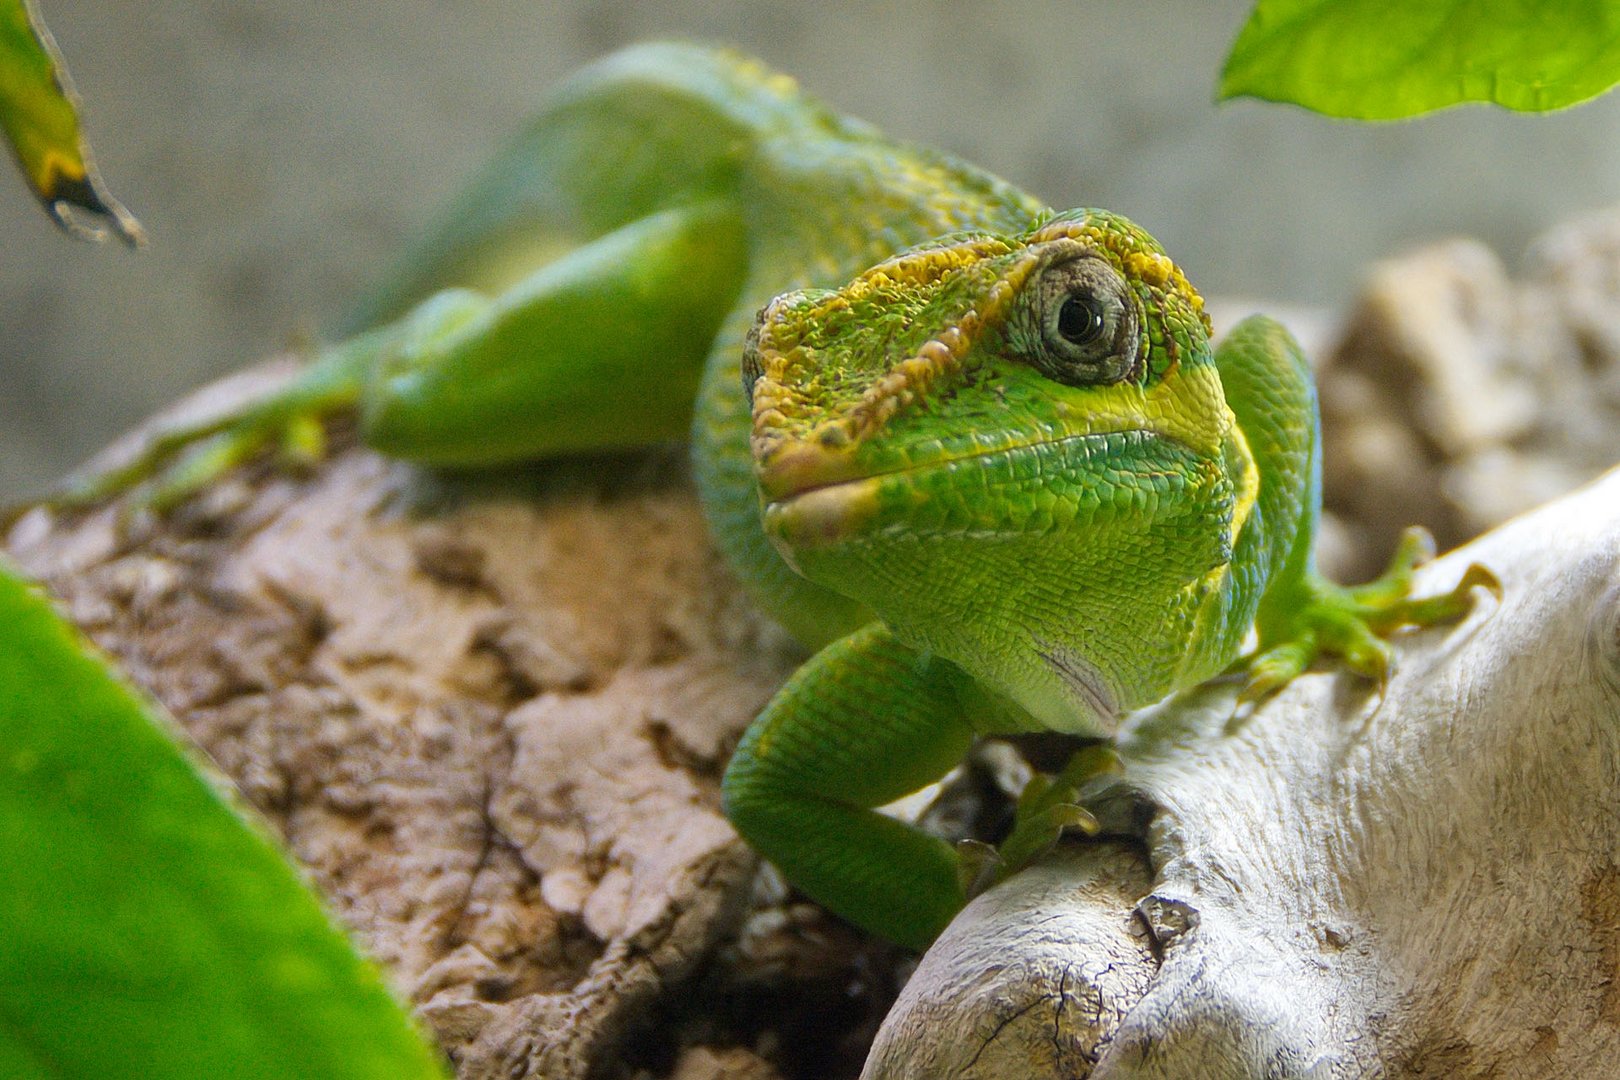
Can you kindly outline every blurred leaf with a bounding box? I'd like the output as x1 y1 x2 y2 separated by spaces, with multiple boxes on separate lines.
0 0 142 242
1220 0 1620 119
0 561 448 1079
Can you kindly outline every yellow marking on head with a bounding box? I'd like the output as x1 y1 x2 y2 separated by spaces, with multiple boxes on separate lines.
847 236 1013 296
751 239 1025 459
751 214 1228 486
829 248 1040 446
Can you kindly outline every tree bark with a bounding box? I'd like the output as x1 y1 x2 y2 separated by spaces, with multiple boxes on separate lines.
5 365 895 1080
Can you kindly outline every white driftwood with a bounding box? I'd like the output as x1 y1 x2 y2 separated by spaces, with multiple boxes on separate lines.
866 466 1620 1078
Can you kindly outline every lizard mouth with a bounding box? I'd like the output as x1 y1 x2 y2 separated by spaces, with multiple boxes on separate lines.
761 471 891 547
759 429 1156 549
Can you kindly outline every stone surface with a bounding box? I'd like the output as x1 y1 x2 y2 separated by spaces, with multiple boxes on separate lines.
1320 206 1620 579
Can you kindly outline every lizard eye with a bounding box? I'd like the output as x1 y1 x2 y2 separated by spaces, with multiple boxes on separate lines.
1032 255 1140 386
1057 295 1107 347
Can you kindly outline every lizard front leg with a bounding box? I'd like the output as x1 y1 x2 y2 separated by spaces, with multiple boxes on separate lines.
722 623 976 952
1214 315 1498 697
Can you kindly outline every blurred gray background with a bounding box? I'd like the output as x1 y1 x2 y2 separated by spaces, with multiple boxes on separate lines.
4 0 1620 499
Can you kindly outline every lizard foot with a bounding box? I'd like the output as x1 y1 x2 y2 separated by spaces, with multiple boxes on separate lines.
2 349 366 528
957 743 1121 900
3 401 327 529
1242 526 1501 701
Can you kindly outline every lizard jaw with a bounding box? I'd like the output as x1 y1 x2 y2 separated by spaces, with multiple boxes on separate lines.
761 472 887 550
760 429 1157 552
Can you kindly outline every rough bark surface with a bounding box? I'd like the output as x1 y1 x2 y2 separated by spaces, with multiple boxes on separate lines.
5 369 896 1080
8 204 1620 1078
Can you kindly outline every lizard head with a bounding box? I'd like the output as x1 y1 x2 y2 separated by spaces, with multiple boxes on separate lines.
744 209 1248 730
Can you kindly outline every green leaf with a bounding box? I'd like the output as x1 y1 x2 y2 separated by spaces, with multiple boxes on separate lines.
0 0 142 242
1220 0 1620 119
0 562 448 1080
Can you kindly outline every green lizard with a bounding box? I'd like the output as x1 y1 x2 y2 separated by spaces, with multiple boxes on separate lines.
34 43 1492 952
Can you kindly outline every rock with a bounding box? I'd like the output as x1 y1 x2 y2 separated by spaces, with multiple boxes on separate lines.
1319 208 1620 578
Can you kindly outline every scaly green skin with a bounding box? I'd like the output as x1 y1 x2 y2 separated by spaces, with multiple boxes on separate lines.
746 213 1255 730
34 44 1492 952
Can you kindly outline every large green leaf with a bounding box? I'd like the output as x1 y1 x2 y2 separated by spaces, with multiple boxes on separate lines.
0 0 141 242
0 562 448 1079
1220 0 1620 119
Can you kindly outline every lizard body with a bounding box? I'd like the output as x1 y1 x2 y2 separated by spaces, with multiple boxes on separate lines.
42 44 1489 951
345 43 1046 648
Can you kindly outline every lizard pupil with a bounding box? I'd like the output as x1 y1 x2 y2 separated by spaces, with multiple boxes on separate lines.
1057 295 1106 346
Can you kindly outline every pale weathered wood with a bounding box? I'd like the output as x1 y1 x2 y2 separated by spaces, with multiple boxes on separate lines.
867 466 1620 1078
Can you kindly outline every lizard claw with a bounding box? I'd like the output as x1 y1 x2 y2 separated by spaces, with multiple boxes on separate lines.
1240 533 1499 703
1345 525 1434 607
1364 561 1502 633
962 744 1118 899
1241 636 1317 703
954 839 1002 899
9 352 359 523
129 411 330 516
